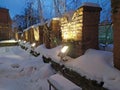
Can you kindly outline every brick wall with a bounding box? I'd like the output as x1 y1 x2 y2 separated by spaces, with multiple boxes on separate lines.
60 5 102 58
111 0 120 70
0 8 12 40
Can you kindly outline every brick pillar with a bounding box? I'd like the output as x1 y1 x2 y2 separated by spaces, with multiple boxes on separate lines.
29 28 34 44
81 5 102 52
23 30 28 42
39 25 44 44
23 31 26 41
50 19 61 48
111 0 120 70
43 19 61 49
28 30 31 43
61 3 102 58
43 24 51 49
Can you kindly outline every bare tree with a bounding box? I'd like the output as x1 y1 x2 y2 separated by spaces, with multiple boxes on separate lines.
13 15 25 31
53 0 66 17
24 0 38 27
37 0 44 23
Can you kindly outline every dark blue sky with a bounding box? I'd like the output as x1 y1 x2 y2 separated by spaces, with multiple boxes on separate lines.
0 0 111 22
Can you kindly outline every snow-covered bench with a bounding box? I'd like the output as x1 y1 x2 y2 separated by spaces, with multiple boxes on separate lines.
48 74 82 90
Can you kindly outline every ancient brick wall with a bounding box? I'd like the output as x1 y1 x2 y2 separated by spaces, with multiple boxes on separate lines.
111 0 120 70
43 19 61 49
60 5 102 58
39 26 44 45
0 8 12 40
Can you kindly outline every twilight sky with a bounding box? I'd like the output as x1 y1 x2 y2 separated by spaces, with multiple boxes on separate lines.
0 0 111 22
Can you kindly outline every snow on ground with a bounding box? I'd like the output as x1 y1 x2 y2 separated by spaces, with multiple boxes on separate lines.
0 39 17 43
65 49 120 90
48 73 82 90
35 44 120 90
0 43 120 90
0 46 55 90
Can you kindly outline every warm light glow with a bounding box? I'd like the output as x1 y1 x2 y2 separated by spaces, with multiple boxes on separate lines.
21 34 23 37
31 26 34 28
60 10 83 41
33 27 39 41
18 40 21 42
0 40 17 43
61 46 69 53
52 17 60 20
25 31 28 40
31 43 36 47
61 21 82 41
23 41 26 43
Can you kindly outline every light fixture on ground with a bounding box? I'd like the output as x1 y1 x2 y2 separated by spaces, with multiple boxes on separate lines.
30 43 36 55
58 45 69 60
61 46 69 53
23 41 26 43
18 40 21 45
18 40 21 42
31 43 36 48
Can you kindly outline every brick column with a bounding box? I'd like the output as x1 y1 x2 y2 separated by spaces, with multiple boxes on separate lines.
50 19 61 48
81 5 102 53
43 19 61 49
111 0 120 70
29 28 34 44
60 3 102 58
39 25 44 45
43 23 51 49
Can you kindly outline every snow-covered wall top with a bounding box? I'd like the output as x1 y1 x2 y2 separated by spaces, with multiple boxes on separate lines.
82 2 100 7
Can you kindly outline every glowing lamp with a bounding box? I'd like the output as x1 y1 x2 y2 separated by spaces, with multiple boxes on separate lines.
61 46 69 53
31 43 36 47
52 17 60 20
23 41 26 43
58 45 69 60
18 40 21 42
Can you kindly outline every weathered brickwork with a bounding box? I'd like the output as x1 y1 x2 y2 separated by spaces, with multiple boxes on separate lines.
0 8 12 40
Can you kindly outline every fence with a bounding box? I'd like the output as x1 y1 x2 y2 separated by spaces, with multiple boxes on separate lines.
99 23 113 45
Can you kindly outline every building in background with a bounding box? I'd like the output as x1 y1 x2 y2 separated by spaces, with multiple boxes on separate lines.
0 7 12 40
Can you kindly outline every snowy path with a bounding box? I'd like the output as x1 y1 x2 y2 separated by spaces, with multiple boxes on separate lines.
0 44 120 90
0 46 55 90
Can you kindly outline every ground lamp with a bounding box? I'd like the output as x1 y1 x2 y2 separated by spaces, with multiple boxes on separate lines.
30 43 36 53
17 39 21 46
30 43 40 57
58 45 69 60
23 41 26 44
60 15 82 58
18 40 21 42
31 43 36 48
